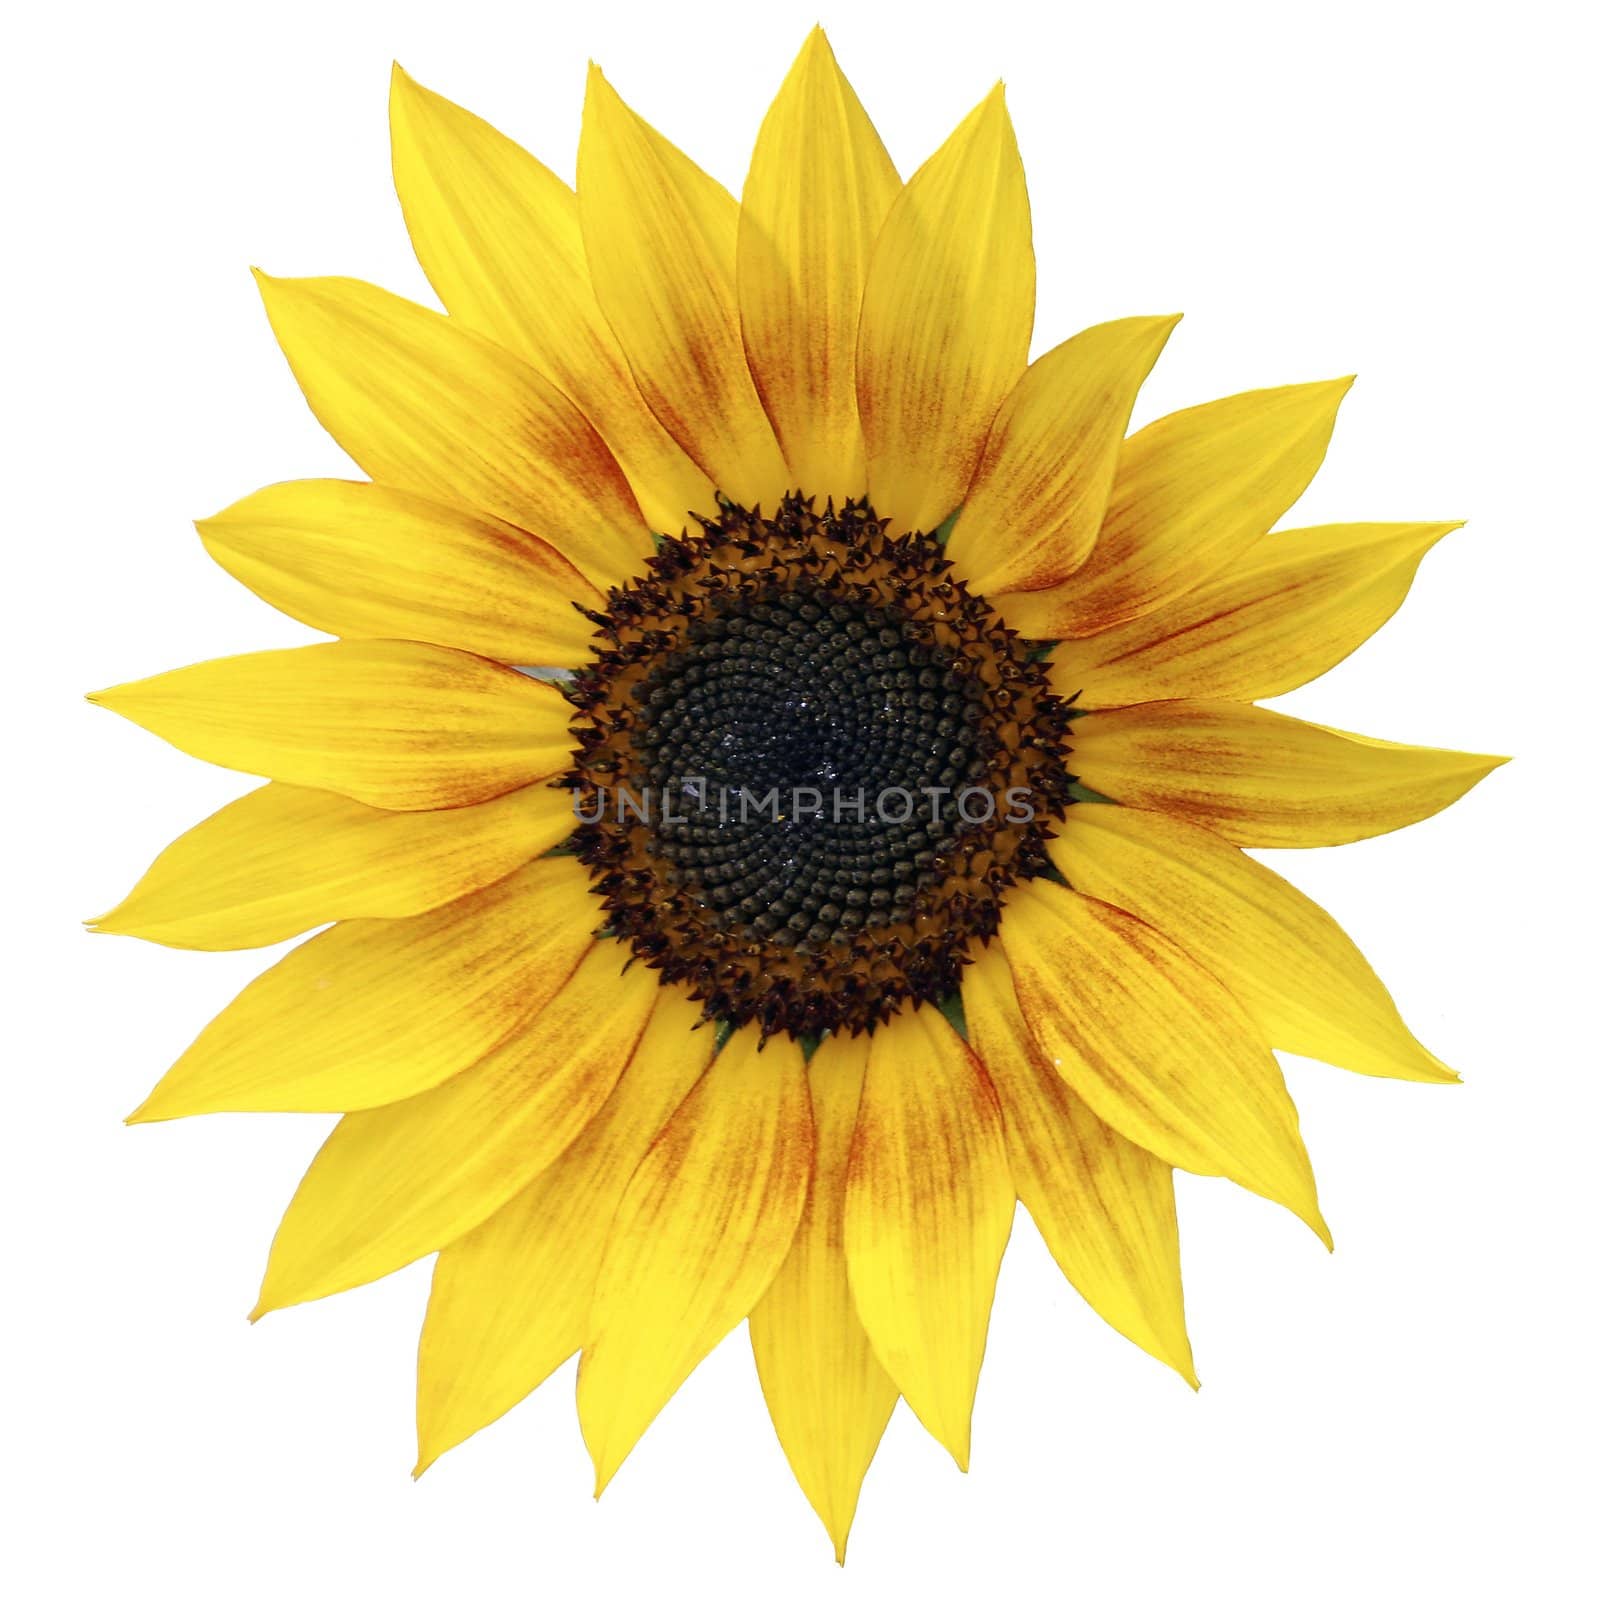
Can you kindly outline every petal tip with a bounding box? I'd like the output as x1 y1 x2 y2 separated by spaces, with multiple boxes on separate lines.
1161 1342 1200 1390
951 79 1009 134
249 265 283 308
971 80 1012 131
388 62 427 121
928 1416 973 1473
1413 1042 1462 1084
583 1411 623 1501
250 265 310 307
124 1089 174 1125
581 62 625 129
192 510 230 548
1459 751 1512 786
1290 372 1355 411
86 681 147 723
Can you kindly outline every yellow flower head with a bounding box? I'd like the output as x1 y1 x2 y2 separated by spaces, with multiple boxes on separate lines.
90 28 1504 1562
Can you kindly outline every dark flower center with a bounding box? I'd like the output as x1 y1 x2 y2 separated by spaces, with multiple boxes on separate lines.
637 587 989 942
563 495 1077 1040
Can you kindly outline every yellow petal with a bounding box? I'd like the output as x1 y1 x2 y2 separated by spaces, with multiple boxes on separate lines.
856 84 1034 533
1002 379 1353 639
89 639 572 812
1070 701 1507 847
253 941 657 1316
199 479 602 668
842 1005 1013 1469
415 988 712 1474
129 857 596 1120
578 1027 814 1494
1051 804 1455 1083
1060 521 1460 707
949 316 1180 595
737 27 900 505
91 780 574 951
1001 881 1329 1243
254 271 651 589
749 1030 897 1562
962 945 1195 1384
577 67 788 508
388 66 713 531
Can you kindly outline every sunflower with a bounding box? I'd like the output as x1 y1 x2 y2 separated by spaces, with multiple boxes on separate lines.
91 28 1503 1561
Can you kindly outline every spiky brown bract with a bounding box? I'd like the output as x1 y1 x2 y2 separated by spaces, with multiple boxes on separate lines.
564 493 1076 1040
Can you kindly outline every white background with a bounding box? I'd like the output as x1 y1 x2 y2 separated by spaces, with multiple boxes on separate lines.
6 0 1595 1593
